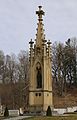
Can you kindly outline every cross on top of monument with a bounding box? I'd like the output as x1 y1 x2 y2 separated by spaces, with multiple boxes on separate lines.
36 6 45 21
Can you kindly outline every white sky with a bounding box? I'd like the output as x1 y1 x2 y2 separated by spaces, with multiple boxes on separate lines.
0 0 77 55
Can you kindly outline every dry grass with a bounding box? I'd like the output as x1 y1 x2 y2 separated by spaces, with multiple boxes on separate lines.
23 115 77 120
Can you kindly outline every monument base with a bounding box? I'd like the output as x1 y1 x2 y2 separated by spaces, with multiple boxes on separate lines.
28 105 53 116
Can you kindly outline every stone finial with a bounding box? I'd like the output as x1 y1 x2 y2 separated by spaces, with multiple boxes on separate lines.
47 40 51 46
36 6 45 21
29 39 34 47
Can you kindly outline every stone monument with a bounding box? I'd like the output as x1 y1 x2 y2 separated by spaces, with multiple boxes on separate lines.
29 6 53 114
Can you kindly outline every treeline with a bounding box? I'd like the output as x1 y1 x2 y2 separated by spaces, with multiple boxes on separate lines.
52 38 77 96
0 50 29 109
0 50 29 84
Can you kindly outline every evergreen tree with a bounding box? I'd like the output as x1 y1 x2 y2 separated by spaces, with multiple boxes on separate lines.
46 106 52 116
4 106 9 117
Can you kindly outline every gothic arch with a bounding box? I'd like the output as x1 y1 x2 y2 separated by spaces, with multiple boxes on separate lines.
36 62 42 88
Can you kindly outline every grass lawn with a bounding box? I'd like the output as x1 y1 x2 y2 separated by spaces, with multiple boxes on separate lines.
22 115 77 120
0 116 16 119
0 116 9 119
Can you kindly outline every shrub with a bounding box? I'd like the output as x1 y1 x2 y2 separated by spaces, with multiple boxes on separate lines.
4 106 9 117
46 106 52 116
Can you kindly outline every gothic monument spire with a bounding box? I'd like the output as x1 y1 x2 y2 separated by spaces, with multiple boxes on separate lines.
29 6 53 114
36 6 45 47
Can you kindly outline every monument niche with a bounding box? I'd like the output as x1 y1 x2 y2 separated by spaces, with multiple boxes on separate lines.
29 6 53 114
36 62 42 89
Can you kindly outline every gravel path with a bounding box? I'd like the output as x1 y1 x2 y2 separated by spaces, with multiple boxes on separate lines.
4 116 31 120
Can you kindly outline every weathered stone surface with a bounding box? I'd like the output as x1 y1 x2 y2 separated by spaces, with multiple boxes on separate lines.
9 110 19 116
29 6 53 113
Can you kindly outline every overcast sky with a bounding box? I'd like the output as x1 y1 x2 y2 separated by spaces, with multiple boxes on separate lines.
0 0 77 55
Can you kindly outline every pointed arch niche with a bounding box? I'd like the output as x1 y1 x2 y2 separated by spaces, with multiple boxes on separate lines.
36 62 42 89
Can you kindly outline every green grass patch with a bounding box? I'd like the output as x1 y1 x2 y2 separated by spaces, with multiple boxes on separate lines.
0 116 17 120
22 115 77 120
0 116 10 119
